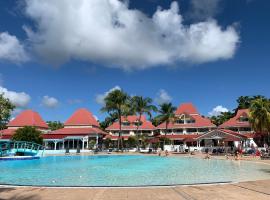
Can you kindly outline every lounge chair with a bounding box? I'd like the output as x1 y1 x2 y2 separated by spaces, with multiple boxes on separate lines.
261 153 270 160
65 148 70 155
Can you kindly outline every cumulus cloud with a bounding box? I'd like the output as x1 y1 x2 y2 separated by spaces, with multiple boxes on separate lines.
0 86 31 108
42 95 59 108
188 0 222 21
208 105 228 116
95 86 121 105
23 0 239 70
0 32 29 63
155 89 172 105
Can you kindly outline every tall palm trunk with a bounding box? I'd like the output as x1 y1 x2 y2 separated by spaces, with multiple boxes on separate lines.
164 121 168 149
118 111 122 151
135 113 142 150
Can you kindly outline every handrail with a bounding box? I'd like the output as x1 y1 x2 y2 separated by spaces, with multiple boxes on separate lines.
0 141 45 157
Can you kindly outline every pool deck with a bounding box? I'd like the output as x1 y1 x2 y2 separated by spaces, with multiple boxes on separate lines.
1 153 270 200
1 179 270 200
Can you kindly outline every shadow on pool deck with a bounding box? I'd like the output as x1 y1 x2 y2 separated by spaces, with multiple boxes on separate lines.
0 180 270 200
0 187 41 200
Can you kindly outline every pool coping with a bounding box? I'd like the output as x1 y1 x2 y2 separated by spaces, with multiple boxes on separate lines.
0 181 236 189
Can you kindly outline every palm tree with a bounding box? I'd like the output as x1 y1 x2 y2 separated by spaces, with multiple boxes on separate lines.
101 89 130 150
249 98 270 145
156 103 176 148
131 96 157 135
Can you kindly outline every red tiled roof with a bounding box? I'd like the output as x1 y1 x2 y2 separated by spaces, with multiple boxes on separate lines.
0 135 12 140
219 109 250 128
42 134 67 139
157 115 215 129
51 127 107 135
121 115 146 123
0 129 16 136
196 129 248 141
7 110 48 129
175 103 198 115
106 115 155 131
64 108 99 127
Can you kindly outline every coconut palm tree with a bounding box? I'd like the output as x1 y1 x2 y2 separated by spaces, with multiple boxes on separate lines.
249 98 270 144
101 89 130 150
131 96 157 135
156 103 176 148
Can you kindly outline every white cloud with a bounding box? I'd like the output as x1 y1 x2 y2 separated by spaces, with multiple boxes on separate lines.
155 89 172 105
188 0 222 21
0 32 29 63
208 105 228 116
0 86 31 108
23 0 239 70
42 95 59 108
95 86 121 105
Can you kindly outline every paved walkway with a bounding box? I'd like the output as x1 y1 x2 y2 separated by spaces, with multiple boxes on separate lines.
1 180 270 200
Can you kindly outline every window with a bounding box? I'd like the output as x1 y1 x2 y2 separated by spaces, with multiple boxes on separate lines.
186 128 197 133
239 116 249 122
134 121 142 126
122 121 130 126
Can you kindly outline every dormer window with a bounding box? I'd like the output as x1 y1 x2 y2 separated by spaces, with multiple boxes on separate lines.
239 115 249 122
134 121 142 126
175 119 185 124
122 121 130 126
175 114 195 124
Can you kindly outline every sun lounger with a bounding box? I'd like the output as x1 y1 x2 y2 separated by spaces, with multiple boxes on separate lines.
65 148 70 154
261 154 270 160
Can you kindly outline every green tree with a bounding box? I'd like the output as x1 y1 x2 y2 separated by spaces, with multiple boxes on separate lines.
99 112 118 130
103 138 113 149
126 136 138 148
0 94 15 130
156 103 176 148
210 111 234 126
249 98 270 144
131 96 157 149
235 95 268 112
12 126 43 144
47 121 64 131
101 89 130 150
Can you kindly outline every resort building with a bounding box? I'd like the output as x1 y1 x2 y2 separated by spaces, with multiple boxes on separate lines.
219 109 252 133
43 108 107 150
0 110 49 141
105 115 156 140
158 106 258 152
157 103 216 147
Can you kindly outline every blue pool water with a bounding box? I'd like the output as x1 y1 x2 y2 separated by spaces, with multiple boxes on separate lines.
1 155 270 186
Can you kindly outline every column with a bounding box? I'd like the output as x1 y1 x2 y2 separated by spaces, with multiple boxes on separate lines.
82 138 85 150
96 135 99 148
73 139 75 149
54 141 58 150
86 137 89 149
62 140 65 149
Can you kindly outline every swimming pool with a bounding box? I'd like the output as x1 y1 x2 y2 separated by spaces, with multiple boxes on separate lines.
1 155 270 187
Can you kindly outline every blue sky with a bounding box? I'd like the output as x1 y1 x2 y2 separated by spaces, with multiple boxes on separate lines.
0 0 269 122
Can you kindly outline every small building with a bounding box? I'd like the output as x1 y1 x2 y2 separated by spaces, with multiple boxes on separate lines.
43 108 106 150
106 115 156 141
218 109 257 147
157 103 216 149
0 110 49 141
